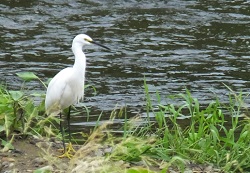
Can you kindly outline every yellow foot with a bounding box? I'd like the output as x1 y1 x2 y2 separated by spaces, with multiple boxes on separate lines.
58 142 76 159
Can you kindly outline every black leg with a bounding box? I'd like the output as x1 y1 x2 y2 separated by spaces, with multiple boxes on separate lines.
59 112 66 152
67 106 72 142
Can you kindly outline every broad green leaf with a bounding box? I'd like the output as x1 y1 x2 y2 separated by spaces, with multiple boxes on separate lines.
9 90 24 101
1 139 14 152
16 72 39 81
126 169 140 173
126 168 152 173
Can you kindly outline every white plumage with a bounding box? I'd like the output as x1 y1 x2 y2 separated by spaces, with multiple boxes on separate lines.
45 34 91 115
44 34 109 157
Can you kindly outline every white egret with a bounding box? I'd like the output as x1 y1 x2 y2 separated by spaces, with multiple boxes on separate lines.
45 34 110 158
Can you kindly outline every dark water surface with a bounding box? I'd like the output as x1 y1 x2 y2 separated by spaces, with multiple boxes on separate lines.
1 0 250 130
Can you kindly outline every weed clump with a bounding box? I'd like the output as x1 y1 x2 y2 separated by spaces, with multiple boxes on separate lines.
1 75 249 172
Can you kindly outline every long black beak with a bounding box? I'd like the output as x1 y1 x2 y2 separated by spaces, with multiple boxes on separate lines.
92 40 111 51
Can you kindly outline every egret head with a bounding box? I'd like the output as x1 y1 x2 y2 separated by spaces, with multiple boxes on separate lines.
72 34 110 50
73 34 93 46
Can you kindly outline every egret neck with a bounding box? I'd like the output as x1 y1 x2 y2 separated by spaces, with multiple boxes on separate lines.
72 42 86 76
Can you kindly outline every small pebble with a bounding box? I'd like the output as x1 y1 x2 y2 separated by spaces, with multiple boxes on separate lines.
8 163 15 168
2 157 15 162
95 149 103 157
0 153 8 157
104 147 112 153
33 157 46 165
61 163 68 170
49 137 57 142
36 165 53 172
11 149 23 154
2 161 9 168
133 161 144 166
29 140 36 145
204 165 213 171
3 170 12 173
36 141 51 148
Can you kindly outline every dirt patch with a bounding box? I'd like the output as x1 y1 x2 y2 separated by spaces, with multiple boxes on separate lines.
0 137 69 172
0 137 221 173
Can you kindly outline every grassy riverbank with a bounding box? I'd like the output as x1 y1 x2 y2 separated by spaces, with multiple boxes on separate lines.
0 73 250 172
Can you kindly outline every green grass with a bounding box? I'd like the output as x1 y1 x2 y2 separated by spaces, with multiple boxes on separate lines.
65 80 250 173
0 73 250 172
137 80 249 172
0 72 59 148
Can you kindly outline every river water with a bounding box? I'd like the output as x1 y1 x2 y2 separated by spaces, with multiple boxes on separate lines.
1 0 250 130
